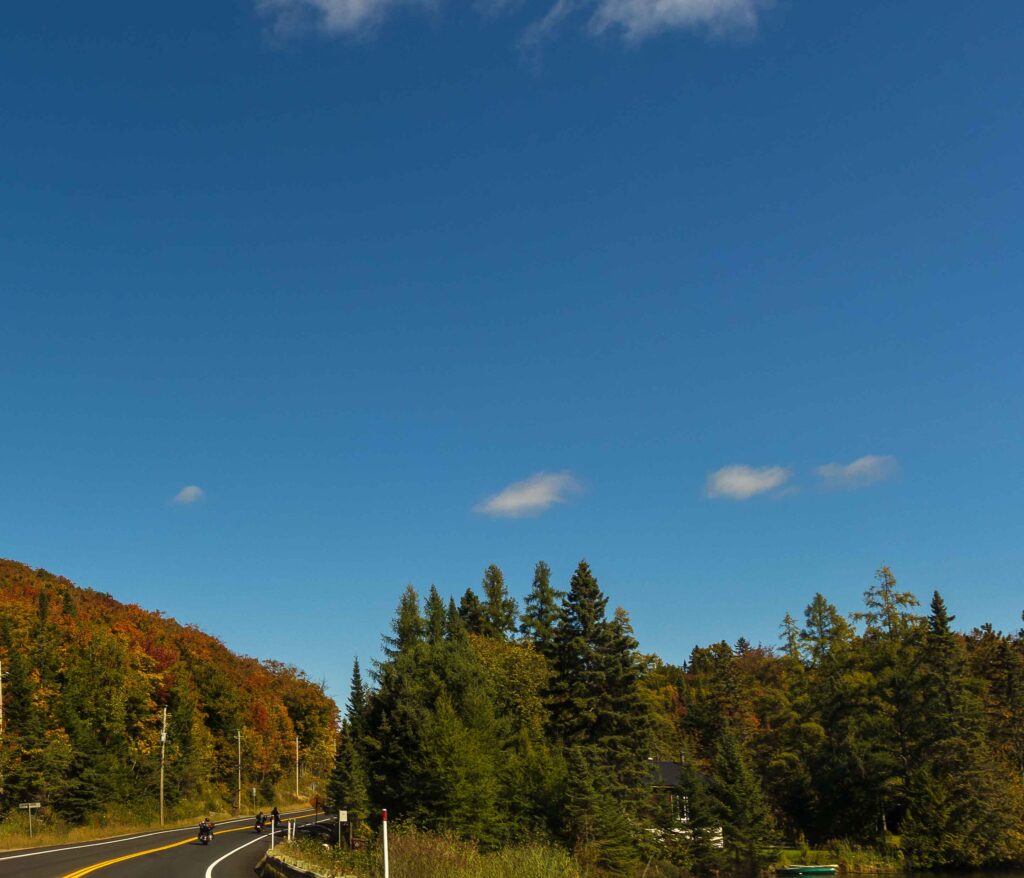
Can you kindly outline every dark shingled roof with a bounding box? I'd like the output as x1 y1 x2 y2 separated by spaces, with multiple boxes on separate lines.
649 760 682 788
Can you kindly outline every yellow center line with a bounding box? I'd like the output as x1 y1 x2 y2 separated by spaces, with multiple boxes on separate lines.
60 812 316 878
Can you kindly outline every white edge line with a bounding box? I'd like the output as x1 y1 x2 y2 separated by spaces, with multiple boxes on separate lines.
0 813 305 862
205 831 272 878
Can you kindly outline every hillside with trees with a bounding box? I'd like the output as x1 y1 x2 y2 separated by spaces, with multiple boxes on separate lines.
0 559 338 828
327 561 1024 875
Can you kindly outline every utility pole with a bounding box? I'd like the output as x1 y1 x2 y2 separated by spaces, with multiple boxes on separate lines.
236 730 242 814
1 659 5 799
159 707 168 825
295 735 300 798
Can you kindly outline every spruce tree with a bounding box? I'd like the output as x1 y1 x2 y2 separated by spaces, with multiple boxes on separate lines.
347 658 367 741
480 564 517 638
520 560 563 657
424 585 446 645
564 745 639 876
382 584 423 658
709 725 775 877
550 561 652 864
327 721 370 823
458 588 485 635
902 592 1020 866
445 597 467 642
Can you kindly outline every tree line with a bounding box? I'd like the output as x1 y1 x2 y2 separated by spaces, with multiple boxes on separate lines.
328 562 1024 874
0 560 338 824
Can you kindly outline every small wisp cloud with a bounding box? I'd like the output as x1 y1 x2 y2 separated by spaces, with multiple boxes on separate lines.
705 464 791 500
475 471 581 518
257 0 768 43
173 485 205 505
817 455 899 490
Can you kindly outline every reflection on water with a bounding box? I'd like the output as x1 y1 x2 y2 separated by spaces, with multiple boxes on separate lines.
909 874 1024 878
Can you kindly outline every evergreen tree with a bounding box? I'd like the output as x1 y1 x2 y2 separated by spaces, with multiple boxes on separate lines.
901 592 1022 866
327 720 370 840
780 613 802 661
550 560 610 748
367 634 505 842
550 562 652 863
564 746 639 877
600 608 654 793
445 597 467 642
520 560 563 657
480 565 517 639
676 753 727 875
347 658 367 740
458 588 485 635
382 584 423 659
424 585 447 645
709 725 775 877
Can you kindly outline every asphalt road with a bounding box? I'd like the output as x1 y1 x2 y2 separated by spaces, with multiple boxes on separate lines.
0 811 318 878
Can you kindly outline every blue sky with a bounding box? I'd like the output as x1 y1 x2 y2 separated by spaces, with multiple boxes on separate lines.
2 0 1022 703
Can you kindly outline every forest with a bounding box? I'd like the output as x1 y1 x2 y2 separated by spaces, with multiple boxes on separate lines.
0 559 338 829
327 561 1024 875
3 555 1024 874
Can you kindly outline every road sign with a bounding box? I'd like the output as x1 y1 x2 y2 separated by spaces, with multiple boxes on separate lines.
338 810 348 822
18 802 40 837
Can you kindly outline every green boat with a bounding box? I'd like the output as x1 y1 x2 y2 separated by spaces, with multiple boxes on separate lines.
777 866 838 876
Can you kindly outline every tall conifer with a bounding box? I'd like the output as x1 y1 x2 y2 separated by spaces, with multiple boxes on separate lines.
520 560 563 657
480 565 517 638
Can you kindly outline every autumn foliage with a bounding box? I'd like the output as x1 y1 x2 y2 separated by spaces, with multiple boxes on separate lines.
0 559 338 824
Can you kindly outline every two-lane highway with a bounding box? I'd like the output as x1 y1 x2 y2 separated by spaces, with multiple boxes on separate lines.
0 811 316 878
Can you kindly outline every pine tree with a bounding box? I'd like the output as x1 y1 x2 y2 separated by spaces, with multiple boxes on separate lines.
480 565 517 638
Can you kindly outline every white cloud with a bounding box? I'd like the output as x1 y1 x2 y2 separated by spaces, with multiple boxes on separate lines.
257 0 769 41
591 0 763 41
257 0 430 34
705 464 790 500
475 471 581 518
173 485 205 505
816 455 899 490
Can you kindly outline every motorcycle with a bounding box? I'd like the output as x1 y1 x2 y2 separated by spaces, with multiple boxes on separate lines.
198 824 214 845
254 815 266 834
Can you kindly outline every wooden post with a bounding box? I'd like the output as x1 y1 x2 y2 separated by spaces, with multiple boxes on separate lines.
159 707 167 825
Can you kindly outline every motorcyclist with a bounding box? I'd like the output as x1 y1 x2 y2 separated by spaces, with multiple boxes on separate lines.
255 810 266 831
270 806 281 829
199 817 214 841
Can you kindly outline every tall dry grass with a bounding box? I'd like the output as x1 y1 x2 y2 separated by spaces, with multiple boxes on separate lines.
277 827 581 878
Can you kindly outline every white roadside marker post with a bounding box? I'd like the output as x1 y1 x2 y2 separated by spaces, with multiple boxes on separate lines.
270 816 275 851
382 808 389 878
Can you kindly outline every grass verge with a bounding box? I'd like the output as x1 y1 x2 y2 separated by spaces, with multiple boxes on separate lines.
276 827 581 878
